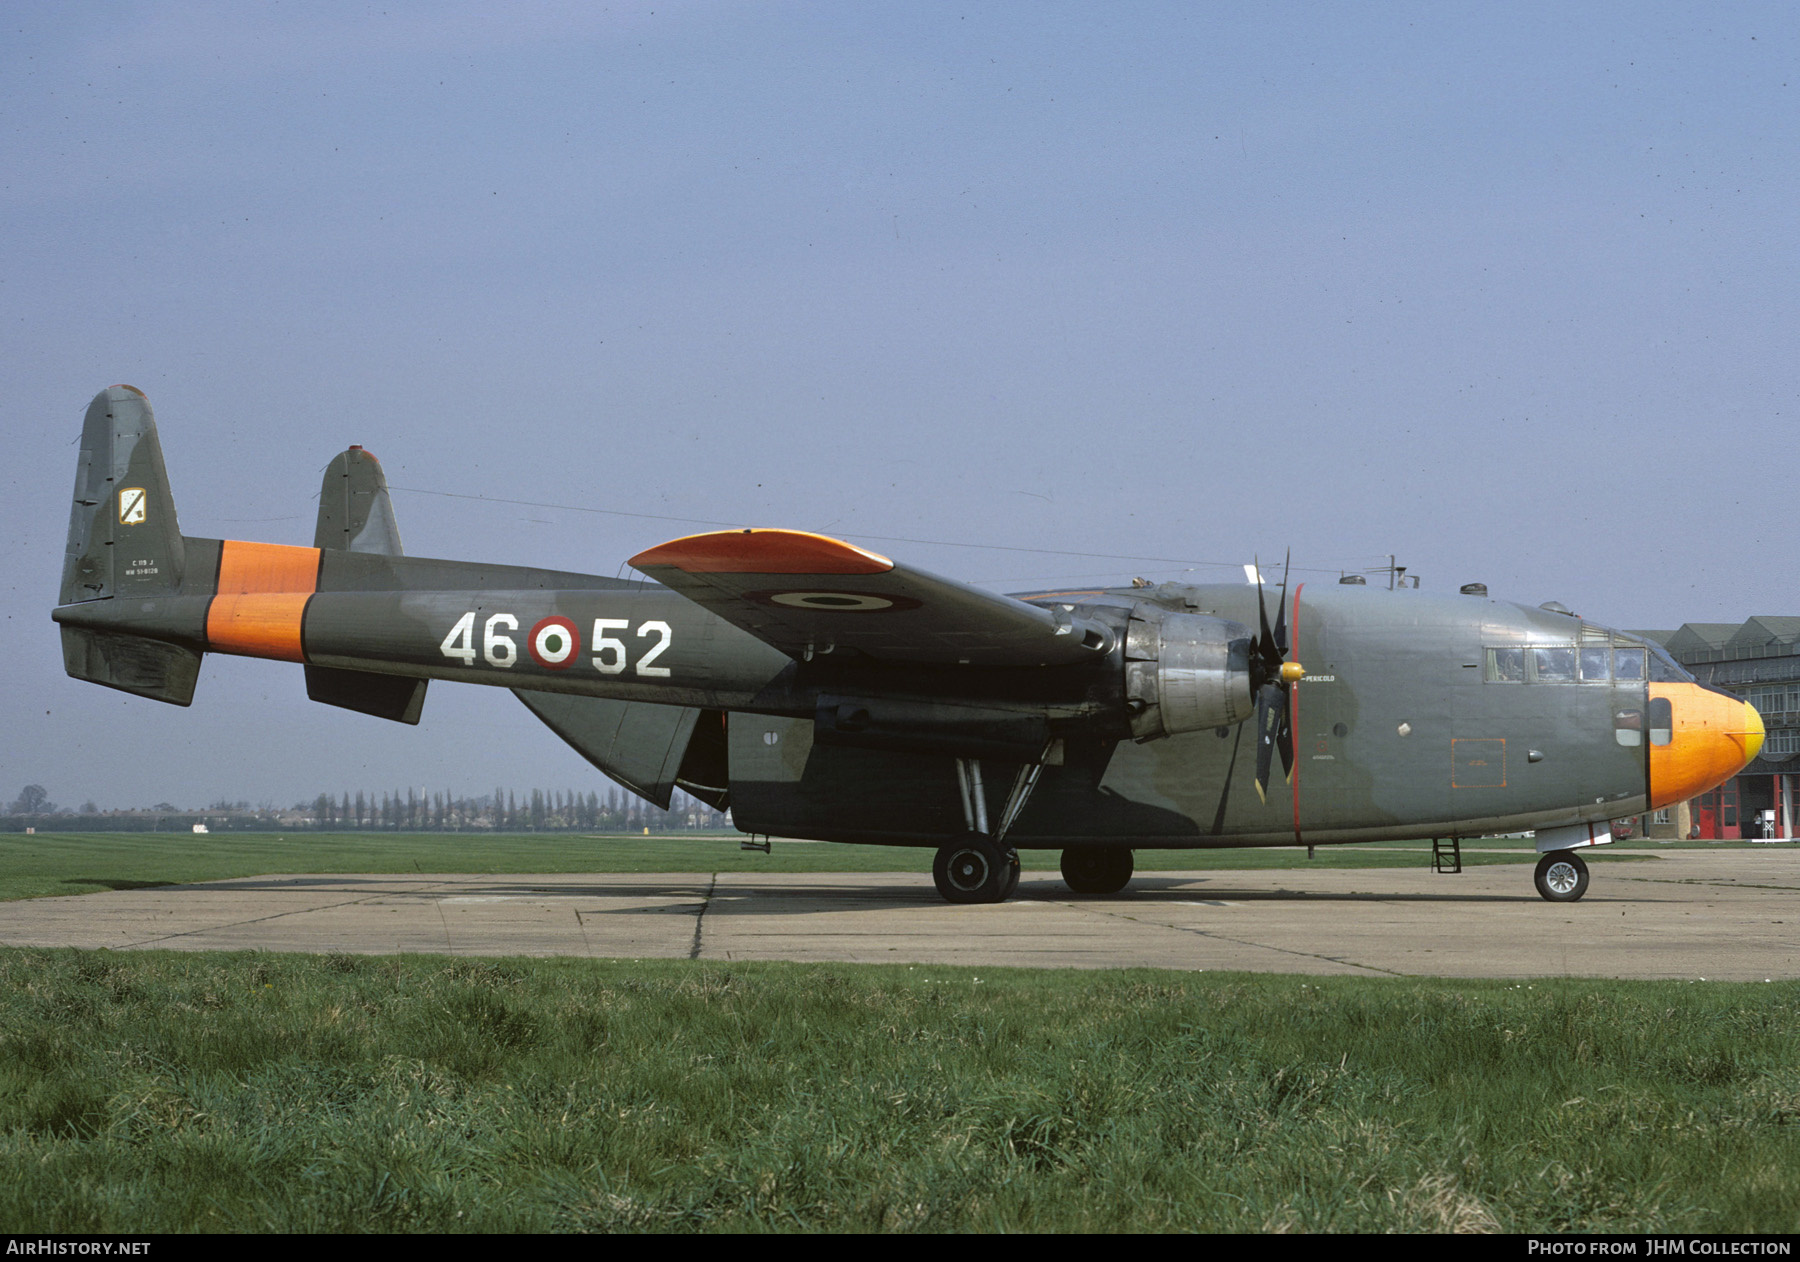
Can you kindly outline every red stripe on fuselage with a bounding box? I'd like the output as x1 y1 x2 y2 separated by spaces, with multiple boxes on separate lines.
1292 583 1304 844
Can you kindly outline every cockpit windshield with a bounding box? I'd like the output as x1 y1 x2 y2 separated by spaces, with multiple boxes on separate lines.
1613 632 1695 684
1481 619 1697 686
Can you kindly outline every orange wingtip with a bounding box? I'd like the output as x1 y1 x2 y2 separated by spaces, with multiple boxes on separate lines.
631 529 893 575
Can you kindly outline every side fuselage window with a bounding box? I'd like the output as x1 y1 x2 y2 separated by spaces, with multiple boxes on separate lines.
1648 696 1673 746
1613 648 1646 681
1578 647 1611 682
1488 647 1525 681
1532 647 1577 683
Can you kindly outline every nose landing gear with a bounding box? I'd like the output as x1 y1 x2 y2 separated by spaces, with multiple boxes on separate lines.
1534 849 1590 902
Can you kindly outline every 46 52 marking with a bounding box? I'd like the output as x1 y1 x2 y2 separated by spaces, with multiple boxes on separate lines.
439 612 672 677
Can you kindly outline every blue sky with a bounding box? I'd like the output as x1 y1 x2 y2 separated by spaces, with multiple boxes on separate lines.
5 2 1795 807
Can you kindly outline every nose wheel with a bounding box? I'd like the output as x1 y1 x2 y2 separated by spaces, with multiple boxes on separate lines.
1534 850 1589 902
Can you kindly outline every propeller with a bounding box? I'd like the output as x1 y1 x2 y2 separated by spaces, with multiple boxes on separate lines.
1250 553 1305 802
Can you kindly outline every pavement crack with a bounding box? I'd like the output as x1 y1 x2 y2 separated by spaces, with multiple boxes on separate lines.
689 872 718 960
122 879 459 950
1049 898 1408 977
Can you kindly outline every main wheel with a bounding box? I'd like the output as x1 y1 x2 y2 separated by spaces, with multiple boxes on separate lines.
1060 847 1135 895
1000 854 1022 901
1534 850 1589 902
933 834 1018 904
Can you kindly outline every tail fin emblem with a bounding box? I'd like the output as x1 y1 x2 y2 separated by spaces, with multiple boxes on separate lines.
119 488 147 525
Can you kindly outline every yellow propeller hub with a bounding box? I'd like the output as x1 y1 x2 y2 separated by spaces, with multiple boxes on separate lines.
1280 661 1306 684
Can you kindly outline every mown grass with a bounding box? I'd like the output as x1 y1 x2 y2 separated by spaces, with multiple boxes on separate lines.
0 831 1620 903
1 949 1795 1233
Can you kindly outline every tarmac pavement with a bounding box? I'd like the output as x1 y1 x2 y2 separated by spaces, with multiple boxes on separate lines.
1 850 1796 979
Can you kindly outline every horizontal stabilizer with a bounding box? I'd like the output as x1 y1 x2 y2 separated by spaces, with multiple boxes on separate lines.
515 690 700 809
630 529 1110 666
61 626 202 706
305 666 428 724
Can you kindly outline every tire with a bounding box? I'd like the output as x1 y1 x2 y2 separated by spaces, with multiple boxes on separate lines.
1534 850 1589 902
933 834 1017 904
1060 847 1135 895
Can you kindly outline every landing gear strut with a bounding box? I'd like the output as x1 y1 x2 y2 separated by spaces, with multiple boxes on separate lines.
1060 847 1134 895
930 755 1040 904
1534 850 1589 902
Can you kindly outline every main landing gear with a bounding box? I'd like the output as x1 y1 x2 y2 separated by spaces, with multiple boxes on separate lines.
1060 847 1134 895
932 833 1021 904
925 755 1138 904
929 755 1038 905
1533 850 1590 902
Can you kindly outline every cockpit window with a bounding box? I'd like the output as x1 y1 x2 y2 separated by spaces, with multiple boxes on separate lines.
1645 640 1695 683
1487 647 1525 682
1485 637 1674 685
1532 647 1577 683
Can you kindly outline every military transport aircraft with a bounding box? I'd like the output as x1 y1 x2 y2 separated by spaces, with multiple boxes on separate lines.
55 386 1764 905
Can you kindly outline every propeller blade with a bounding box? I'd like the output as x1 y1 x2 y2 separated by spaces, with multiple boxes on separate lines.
1252 681 1285 802
1273 549 1290 659
1277 689 1295 783
1252 556 1282 680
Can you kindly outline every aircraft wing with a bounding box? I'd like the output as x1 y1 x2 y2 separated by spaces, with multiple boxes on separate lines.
629 529 1109 666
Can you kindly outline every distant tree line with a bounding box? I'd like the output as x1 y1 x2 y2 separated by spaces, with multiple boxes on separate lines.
2 782 730 834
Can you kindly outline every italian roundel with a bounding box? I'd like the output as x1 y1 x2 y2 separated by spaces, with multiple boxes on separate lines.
528 616 580 669
748 590 923 612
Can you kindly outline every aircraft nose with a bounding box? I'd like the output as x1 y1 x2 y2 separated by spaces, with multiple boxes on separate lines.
1648 684 1766 809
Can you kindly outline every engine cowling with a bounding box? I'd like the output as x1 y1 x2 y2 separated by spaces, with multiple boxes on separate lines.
1123 608 1255 741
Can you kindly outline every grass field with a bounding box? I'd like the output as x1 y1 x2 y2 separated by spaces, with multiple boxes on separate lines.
1 949 1795 1233
0 830 1653 903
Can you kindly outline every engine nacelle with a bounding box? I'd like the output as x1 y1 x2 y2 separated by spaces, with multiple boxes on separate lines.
1123 608 1255 741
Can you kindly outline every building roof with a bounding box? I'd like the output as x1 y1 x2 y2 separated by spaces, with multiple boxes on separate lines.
1663 623 1740 657
1726 617 1800 650
1627 629 1676 647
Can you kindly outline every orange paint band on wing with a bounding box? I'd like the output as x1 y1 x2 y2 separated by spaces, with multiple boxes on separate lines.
206 541 321 662
631 529 893 575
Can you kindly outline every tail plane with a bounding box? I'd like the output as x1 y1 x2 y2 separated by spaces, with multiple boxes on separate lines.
54 386 428 721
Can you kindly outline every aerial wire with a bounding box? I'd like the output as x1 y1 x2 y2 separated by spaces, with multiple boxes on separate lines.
387 485 1352 576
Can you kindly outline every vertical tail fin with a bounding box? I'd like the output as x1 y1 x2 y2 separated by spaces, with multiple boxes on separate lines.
61 385 187 605
305 444 429 723
313 445 404 554
57 386 203 704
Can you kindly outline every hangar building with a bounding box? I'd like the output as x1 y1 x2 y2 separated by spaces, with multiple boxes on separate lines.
1635 618 1800 840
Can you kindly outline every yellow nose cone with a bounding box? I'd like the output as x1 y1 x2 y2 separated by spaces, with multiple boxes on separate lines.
1280 661 1306 684
1742 699 1766 762
1648 684 1766 809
